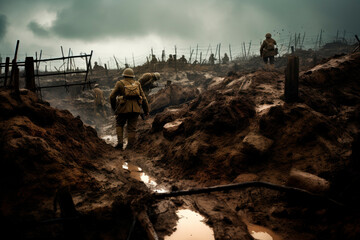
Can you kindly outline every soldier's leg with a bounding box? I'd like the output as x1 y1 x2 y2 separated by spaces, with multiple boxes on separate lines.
269 56 275 65
115 114 127 149
126 112 140 149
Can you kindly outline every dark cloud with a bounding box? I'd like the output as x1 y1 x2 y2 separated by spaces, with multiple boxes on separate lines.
0 14 7 40
35 0 358 43
27 21 50 37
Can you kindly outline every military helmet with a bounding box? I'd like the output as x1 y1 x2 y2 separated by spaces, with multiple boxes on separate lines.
154 72 161 80
122 68 135 78
265 33 272 38
94 84 99 88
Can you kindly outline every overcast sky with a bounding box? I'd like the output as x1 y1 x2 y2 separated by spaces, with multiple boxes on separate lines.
0 0 359 68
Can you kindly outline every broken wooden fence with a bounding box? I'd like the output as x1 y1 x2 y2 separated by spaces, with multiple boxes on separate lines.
0 40 94 95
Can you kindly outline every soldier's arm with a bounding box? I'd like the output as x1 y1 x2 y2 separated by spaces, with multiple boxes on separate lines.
139 84 150 114
109 82 122 111
260 41 266 55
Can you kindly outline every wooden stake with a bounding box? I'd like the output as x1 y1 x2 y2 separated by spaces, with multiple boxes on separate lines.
25 57 36 92
285 56 299 103
229 44 233 61
4 57 10 87
218 43 221 64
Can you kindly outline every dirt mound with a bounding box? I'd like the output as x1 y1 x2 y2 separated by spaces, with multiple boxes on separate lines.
139 52 360 190
0 89 114 215
149 84 198 114
135 52 360 239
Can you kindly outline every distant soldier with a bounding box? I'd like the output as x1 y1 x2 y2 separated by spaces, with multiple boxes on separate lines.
150 55 158 64
260 33 278 66
222 53 230 64
93 62 105 71
179 55 187 64
208 53 216 65
167 54 174 66
93 84 106 117
109 68 149 150
138 72 161 97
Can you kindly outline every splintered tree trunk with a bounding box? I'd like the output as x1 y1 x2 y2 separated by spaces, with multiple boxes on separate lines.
285 56 299 103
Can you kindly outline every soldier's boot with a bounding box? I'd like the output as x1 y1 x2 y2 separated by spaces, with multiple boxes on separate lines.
115 127 123 150
126 132 136 150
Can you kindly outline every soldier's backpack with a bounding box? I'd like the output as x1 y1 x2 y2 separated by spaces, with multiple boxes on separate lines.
120 80 141 99
266 40 275 51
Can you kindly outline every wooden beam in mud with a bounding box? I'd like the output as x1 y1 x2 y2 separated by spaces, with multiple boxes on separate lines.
285 55 299 103
134 209 159 240
153 181 343 207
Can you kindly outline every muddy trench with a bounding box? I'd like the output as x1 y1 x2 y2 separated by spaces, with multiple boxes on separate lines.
2 45 360 240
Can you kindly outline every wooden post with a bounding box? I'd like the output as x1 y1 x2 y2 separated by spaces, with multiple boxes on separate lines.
132 53 135 68
10 40 20 87
229 44 233 62
285 56 299 103
25 57 36 92
291 46 295 54
199 52 202 64
4 57 10 87
195 44 198 63
0 55 2 75
247 41 252 56
105 63 108 76
13 64 20 95
218 43 221 64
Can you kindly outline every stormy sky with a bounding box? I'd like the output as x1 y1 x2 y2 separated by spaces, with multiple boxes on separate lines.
0 0 359 68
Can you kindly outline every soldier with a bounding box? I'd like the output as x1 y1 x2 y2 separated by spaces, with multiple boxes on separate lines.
208 53 216 65
260 33 278 66
222 53 230 64
138 72 161 98
93 84 106 117
179 55 187 64
150 55 158 64
167 54 174 66
109 68 149 150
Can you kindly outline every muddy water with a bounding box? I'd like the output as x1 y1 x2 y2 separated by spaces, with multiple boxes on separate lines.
243 218 282 240
122 162 167 193
165 209 214 240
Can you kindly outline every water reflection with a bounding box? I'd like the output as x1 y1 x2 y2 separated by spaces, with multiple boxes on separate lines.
165 209 214 240
122 162 167 193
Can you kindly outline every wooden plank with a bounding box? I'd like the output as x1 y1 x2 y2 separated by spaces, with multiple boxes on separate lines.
285 56 299 103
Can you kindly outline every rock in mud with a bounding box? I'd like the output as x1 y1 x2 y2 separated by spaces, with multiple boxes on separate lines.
163 119 184 139
242 132 274 155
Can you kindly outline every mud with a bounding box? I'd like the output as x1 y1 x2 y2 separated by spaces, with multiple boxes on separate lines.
1 43 360 239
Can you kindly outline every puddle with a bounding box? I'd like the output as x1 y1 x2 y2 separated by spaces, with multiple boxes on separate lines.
243 218 282 240
165 209 214 240
122 162 167 193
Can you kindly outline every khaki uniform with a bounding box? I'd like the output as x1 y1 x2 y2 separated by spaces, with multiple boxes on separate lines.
260 37 277 65
138 73 157 97
93 87 106 116
109 78 149 149
260 38 277 57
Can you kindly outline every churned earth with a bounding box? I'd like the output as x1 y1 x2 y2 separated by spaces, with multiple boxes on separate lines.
1 44 360 239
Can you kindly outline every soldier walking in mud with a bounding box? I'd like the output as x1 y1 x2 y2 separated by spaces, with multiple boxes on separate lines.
222 53 230 64
93 84 107 117
208 53 216 65
260 33 278 68
138 72 161 98
109 68 149 150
